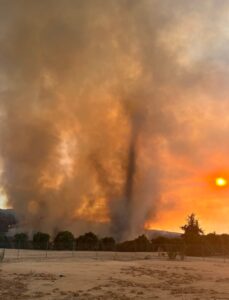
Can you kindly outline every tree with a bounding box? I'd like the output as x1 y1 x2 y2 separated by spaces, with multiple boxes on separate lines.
100 237 116 251
14 233 29 249
117 235 152 252
76 232 99 250
54 231 74 250
181 214 204 256
181 214 203 240
151 236 169 251
134 235 152 252
33 232 50 250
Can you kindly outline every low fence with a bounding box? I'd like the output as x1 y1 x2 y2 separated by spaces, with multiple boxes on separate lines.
0 247 229 264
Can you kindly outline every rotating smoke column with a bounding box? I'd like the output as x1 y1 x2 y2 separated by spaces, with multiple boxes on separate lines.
118 105 142 240
124 127 137 227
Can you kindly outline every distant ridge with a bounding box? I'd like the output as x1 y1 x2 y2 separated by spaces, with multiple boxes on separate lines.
0 208 16 216
145 229 181 239
0 209 17 233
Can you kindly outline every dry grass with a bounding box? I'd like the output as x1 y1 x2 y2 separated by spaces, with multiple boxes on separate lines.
0 250 229 299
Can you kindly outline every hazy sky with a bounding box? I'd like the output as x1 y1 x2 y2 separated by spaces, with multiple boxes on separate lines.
1 0 229 236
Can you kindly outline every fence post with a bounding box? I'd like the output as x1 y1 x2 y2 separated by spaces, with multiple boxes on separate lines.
72 240 75 257
45 240 49 258
17 241 20 259
0 248 5 263
221 239 226 263
113 245 117 260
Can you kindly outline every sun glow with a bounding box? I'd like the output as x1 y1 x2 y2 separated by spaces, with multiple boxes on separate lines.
215 177 228 187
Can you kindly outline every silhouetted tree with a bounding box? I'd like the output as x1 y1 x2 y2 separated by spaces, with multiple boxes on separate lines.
151 236 169 251
76 232 98 250
14 233 29 249
33 232 50 250
117 235 152 252
54 231 74 250
134 235 152 252
181 214 204 256
100 237 115 251
181 214 203 240
151 236 184 254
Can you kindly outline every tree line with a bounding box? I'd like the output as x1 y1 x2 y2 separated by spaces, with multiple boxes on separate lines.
0 214 229 257
0 231 116 251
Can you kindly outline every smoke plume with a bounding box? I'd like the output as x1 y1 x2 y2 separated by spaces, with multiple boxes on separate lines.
0 0 229 238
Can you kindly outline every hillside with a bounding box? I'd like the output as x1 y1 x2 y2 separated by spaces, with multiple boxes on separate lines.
0 209 17 233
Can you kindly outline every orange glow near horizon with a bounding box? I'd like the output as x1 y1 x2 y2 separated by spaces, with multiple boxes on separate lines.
143 142 229 234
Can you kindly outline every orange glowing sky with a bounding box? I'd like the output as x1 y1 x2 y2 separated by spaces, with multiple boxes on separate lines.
145 127 229 234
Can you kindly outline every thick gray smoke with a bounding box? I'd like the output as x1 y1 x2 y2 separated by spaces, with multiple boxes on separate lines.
0 0 228 238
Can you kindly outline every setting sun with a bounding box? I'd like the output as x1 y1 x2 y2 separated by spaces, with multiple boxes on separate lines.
215 177 228 187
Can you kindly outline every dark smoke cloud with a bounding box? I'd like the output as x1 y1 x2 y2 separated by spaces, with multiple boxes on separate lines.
0 0 229 238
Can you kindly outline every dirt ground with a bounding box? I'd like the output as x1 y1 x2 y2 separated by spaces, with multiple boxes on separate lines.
0 250 229 299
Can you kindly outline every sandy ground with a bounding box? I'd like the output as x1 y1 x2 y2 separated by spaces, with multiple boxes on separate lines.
0 250 229 299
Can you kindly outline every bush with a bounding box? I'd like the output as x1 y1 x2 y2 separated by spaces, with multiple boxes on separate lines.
167 249 177 260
